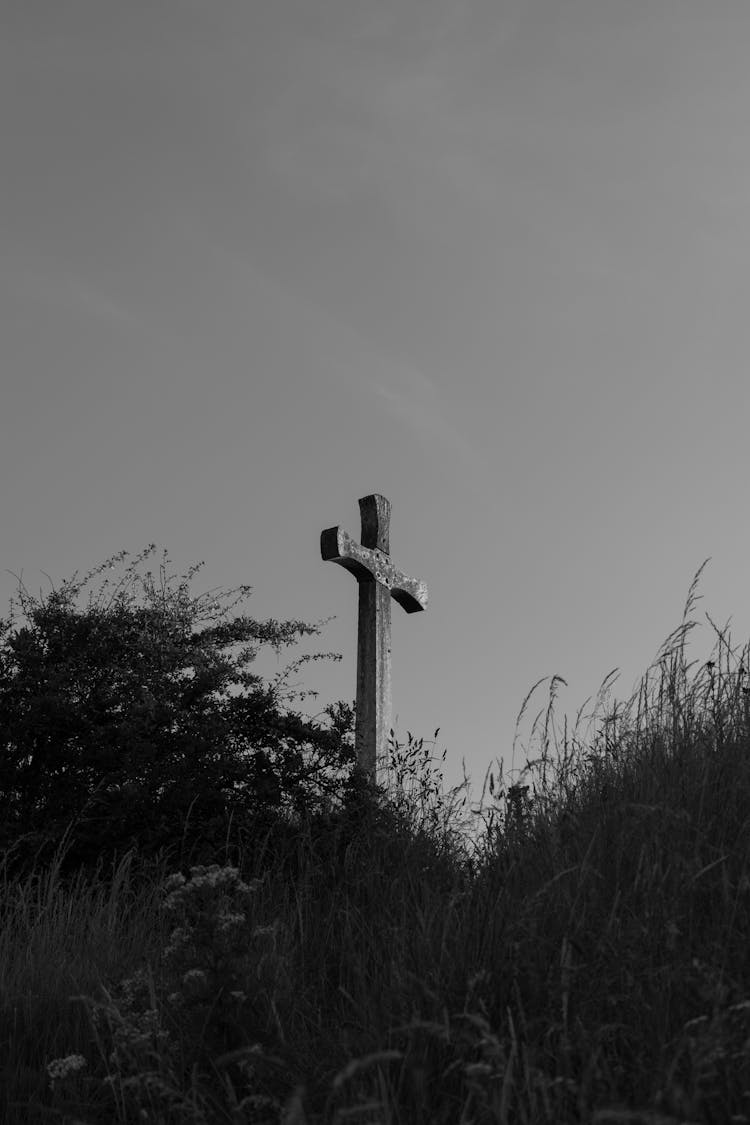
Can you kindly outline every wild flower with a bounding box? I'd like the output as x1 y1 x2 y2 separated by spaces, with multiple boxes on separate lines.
44 861 293 1122
46 1052 87 1089
160 864 266 1009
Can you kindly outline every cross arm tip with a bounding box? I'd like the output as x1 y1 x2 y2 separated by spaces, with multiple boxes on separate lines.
392 581 428 613
320 526 343 562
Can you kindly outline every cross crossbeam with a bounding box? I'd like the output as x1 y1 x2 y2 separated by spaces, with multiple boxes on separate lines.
321 494 428 783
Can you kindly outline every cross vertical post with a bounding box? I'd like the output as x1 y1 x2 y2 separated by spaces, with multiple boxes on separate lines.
321 494 428 783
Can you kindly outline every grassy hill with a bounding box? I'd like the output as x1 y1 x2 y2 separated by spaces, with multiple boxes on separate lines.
2 568 749 1124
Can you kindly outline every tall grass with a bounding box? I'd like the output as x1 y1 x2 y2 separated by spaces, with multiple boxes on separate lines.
3 564 750 1123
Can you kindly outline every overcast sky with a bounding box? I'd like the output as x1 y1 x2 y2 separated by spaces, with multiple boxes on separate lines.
3 2 750 806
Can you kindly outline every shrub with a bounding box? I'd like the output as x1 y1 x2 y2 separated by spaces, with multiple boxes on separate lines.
0 546 356 880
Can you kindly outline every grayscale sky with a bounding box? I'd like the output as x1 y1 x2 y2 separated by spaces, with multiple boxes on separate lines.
3 1 750 804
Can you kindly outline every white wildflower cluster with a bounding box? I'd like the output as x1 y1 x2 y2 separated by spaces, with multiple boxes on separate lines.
162 872 186 895
94 968 174 1071
161 864 261 983
181 967 209 999
48 863 287 1122
46 1053 87 1089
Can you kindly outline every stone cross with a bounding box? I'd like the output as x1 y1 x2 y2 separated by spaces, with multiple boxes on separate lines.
321 494 428 783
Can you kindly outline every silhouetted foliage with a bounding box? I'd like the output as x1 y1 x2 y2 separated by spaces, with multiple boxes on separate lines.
0 546 357 879
6 561 750 1123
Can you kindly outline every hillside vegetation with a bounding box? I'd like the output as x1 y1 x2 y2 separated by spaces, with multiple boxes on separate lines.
1 554 749 1124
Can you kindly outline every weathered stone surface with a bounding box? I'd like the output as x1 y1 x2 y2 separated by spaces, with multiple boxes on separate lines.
321 494 428 783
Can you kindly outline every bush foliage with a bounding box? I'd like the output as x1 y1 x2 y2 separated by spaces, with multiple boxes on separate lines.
0 546 358 879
